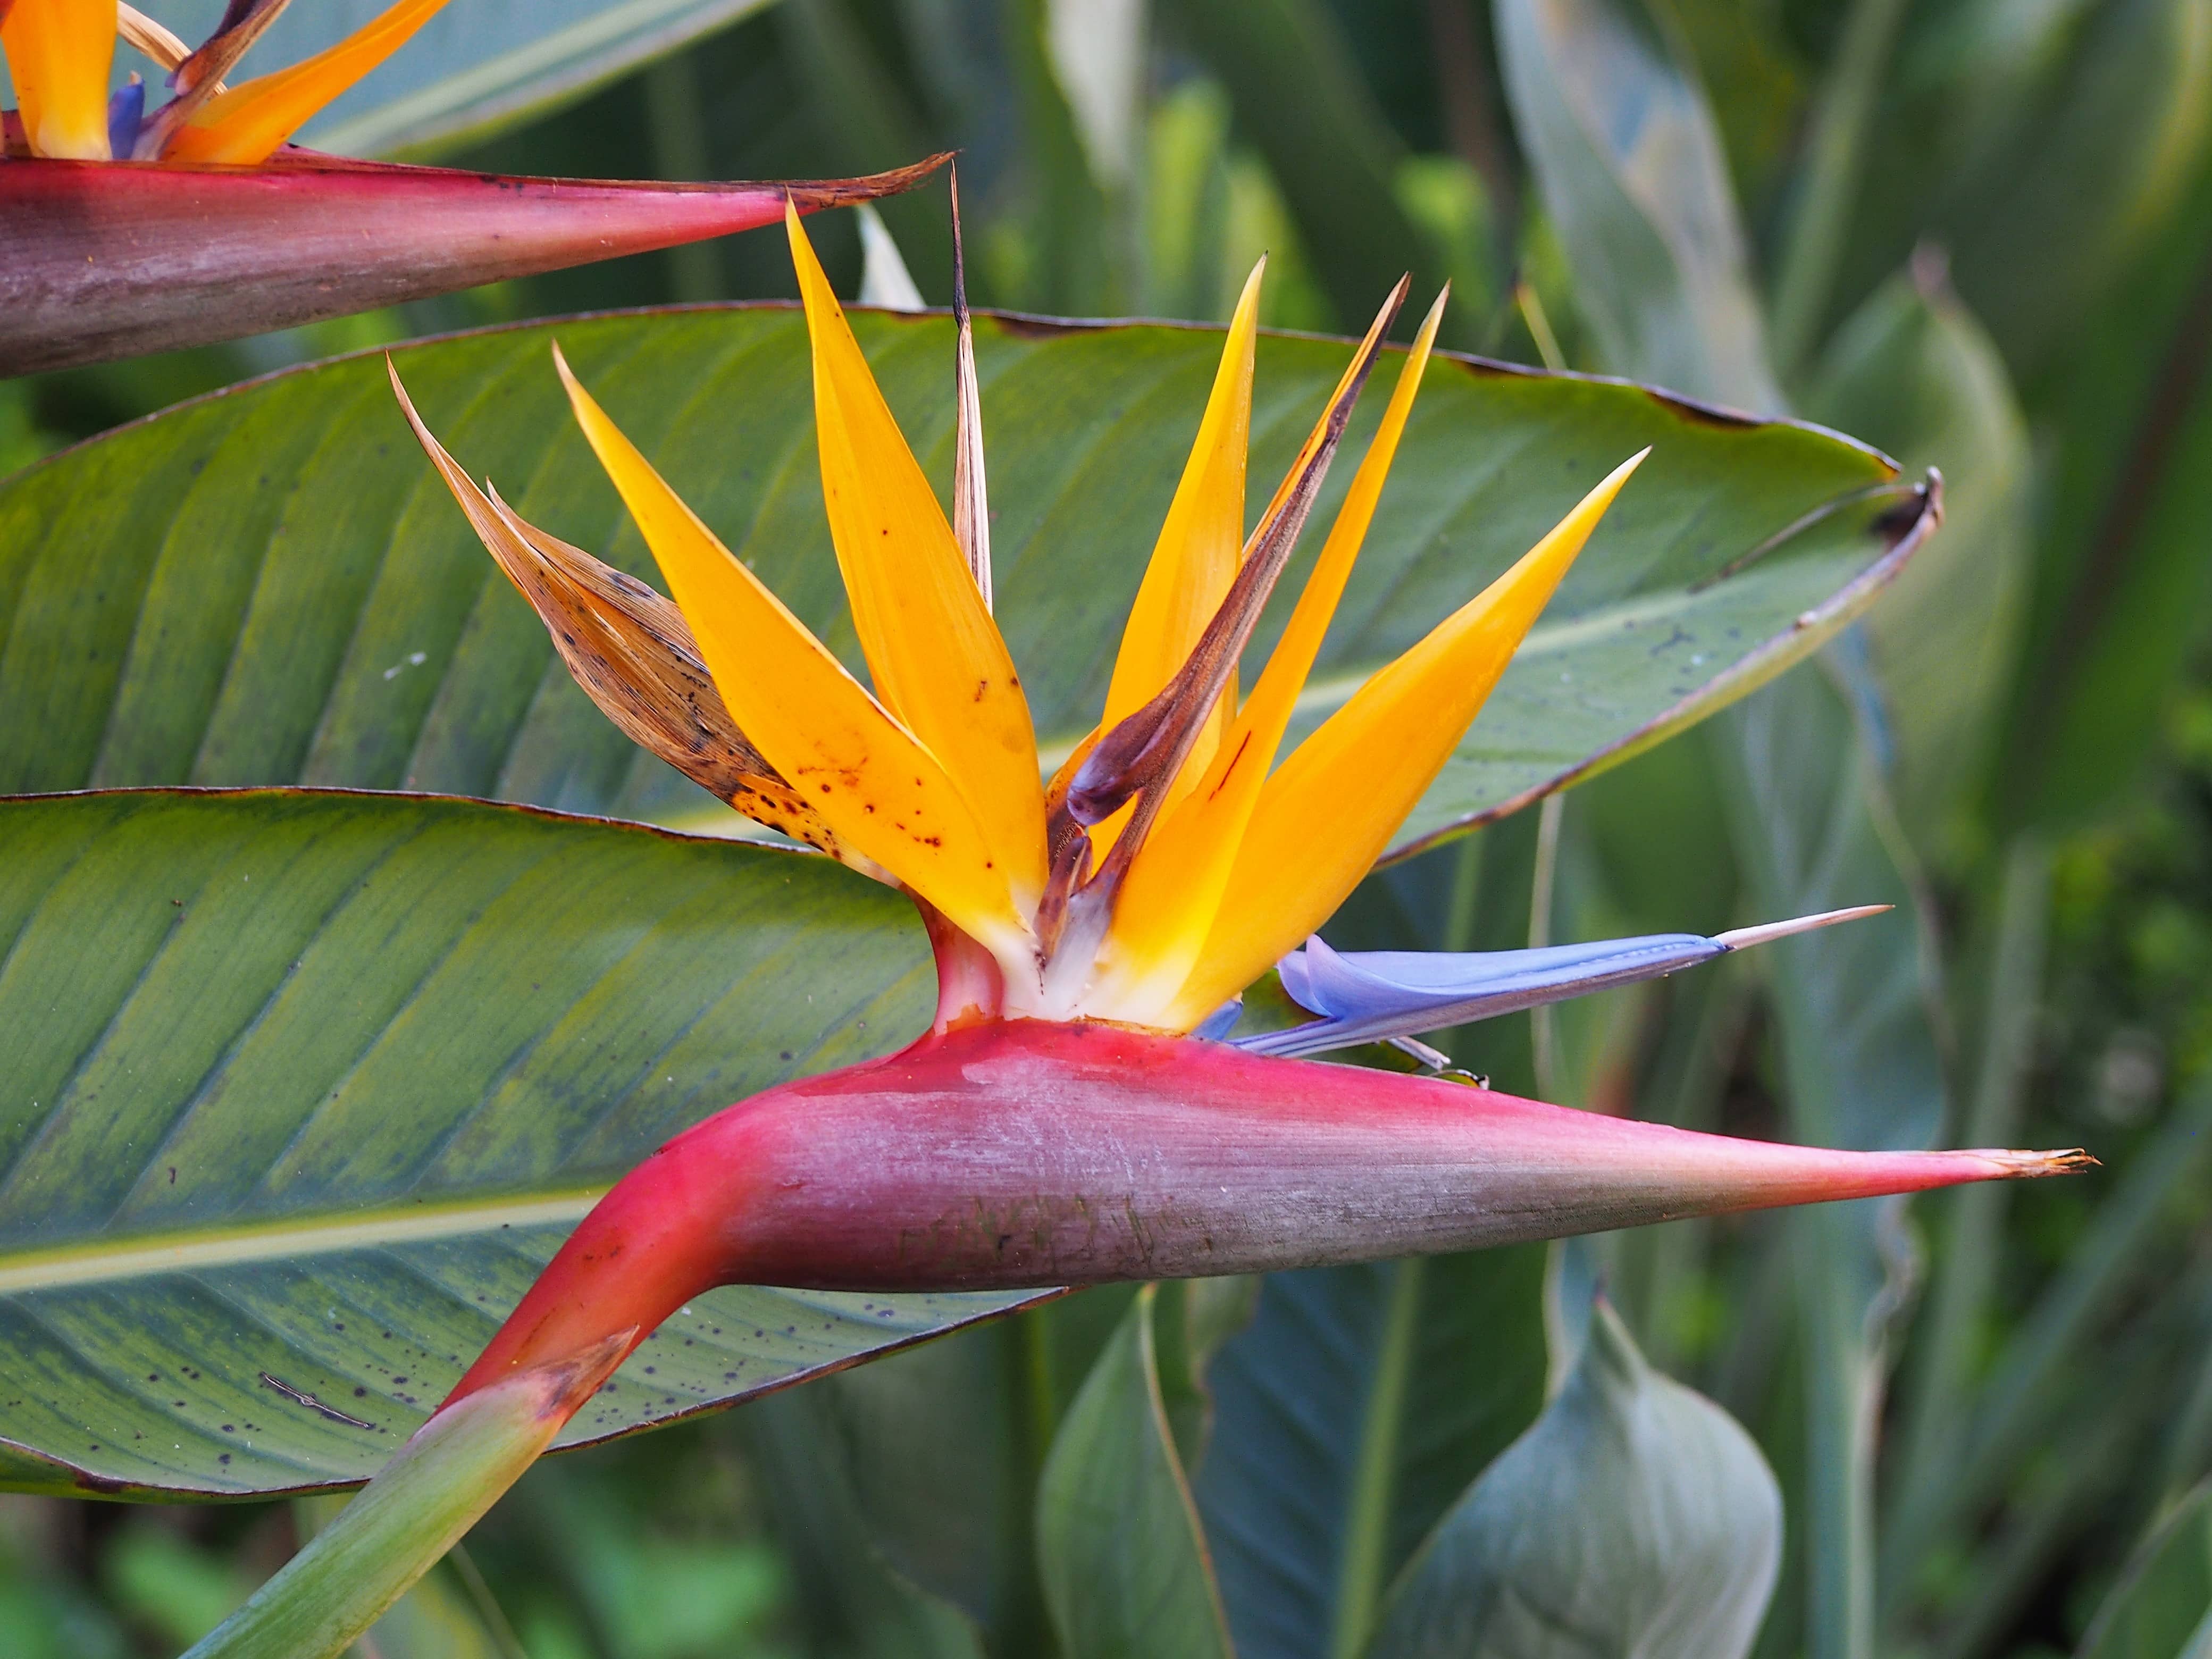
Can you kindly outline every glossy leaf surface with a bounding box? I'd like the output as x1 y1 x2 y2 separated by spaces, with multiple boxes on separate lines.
0 789 1037 1499
0 303 1924 857
1195 1248 1549 1659
1035 1284 1234 1659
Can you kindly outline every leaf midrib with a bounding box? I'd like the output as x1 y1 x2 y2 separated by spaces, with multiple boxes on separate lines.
0 1187 606 1295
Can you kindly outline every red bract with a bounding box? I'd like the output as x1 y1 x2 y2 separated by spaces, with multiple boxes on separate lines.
448 1018 2089 1407
0 151 946 375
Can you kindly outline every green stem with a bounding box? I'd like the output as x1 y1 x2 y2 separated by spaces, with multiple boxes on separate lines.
1768 0 1915 378
1515 279 1568 373
448 1544 531 1659
1527 791 1565 1100
1792 1204 1876 1659
186 1342 625 1659
1329 1256 1426 1659
1442 829 1486 952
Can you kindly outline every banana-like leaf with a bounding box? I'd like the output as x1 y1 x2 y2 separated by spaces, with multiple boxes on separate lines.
59 0 785 159
1493 0 1782 412
0 788 1040 1499
1195 1250 1549 1659
0 303 1931 853
1036 1284 1234 1659
1999 147 2212 832
1805 263 2031 855
1364 1299 1781 1659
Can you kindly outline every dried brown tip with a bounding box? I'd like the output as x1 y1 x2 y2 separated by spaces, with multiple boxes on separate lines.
116 5 196 74
480 485 855 854
784 153 956 209
386 358 878 872
1980 1147 2099 1177
133 0 287 156
1066 274 1413 835
535 1329 637 1420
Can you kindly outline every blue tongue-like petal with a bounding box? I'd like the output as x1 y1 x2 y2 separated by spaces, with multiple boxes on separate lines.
1235 907 1885 1059
106 79 145 162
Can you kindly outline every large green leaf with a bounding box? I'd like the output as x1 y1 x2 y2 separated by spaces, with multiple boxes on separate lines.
1998 146 2212 832
1493 0 1782 412
1194 1250 1550 1659
1035 1284 1234 1659
0 787 1040 1499
1804 265 2031 860
101 1 782 159
0 303 1921 856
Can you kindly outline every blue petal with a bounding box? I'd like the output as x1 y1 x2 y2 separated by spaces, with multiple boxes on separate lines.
1237 933 1721 1059
1192 998 1245 1042
1229 907 1886 1060
107 79 145 162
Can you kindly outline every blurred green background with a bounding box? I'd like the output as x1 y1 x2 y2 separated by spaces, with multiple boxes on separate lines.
6 0 2212 1654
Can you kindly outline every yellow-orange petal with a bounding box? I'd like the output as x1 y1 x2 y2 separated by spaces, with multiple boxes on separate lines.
1083 258 1266 858
1164 448 1648 1026
552 342 1037 969
2 0 114 159
784 201 1049 915
387 357 872 872
1096 291 1448 1023
160 0 448 165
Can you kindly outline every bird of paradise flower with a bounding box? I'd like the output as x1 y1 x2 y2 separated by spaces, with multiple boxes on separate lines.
182 198 2085 1659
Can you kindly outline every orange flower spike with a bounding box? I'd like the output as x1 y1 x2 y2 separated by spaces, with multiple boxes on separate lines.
163 0 450 165
1168 449 1648 1026
1 0 114 158
1078 259 1267 856
784 200 1050 916
1099 290 1451 1021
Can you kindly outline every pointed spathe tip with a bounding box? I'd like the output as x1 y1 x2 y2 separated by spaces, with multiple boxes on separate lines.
1713 904 1891 952
1975 1146 2098 1177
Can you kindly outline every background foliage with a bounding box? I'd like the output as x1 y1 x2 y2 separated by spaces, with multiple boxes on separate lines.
5 0 2212 1655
